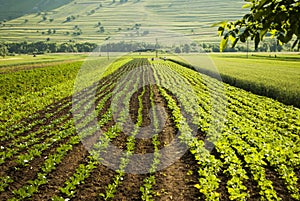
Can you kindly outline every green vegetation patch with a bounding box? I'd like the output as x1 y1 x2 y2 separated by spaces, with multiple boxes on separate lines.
169 53 300 108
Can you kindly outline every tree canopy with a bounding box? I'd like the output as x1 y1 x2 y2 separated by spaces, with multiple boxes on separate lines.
0 43 8 58
218 0 300 52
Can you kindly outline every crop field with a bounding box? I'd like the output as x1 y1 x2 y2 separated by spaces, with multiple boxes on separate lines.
0 56 300 201
0 53 87 70
168 53 300 108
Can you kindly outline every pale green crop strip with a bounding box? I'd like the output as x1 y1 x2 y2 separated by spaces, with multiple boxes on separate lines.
140 67 161 201
151 62 222 201
189 75 299 167
101 59 148 200
199 74 299 157
152 59 297 201
155 61 295 199
225 85 300 123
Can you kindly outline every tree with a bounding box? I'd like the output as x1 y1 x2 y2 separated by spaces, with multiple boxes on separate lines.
99 26 105 33
0 43 8 58
218 0 300 52
174 47 182 53
183 44 191 53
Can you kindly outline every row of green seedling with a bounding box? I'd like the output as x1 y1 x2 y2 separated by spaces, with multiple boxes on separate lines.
166 61 298 200
101 59 149 200
151 62 223 201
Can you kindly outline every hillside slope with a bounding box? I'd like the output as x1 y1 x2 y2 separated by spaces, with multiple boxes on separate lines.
0 0 247 44
0 0 73 21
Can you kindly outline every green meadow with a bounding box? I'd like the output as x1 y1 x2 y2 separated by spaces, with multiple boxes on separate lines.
173 52 300 107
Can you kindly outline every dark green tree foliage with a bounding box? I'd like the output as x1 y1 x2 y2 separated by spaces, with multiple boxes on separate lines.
100 41 160 52
174 47 181 53
183 44 191 53
0 43 8 58
218 0 300 52
99 26 105 33
5 42 97 54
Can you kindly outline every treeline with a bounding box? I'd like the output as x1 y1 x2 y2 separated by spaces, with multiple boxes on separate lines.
4 41 98 54
0 40 297 57
0 41 162 55
199 41 285 53
100 41 161 52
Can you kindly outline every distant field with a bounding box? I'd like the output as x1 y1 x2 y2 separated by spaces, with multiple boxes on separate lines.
171 52 300 108
0 53 87 67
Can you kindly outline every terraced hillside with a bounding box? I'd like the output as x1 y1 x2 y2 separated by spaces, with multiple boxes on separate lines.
0 0 247 44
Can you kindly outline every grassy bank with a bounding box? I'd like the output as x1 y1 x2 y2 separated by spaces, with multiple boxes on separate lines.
169 53 300 108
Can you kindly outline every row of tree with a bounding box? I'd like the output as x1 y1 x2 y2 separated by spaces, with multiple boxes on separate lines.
0 39 297 58
199 40 285 53
100 41 161 52
1 42 97 55
0 41 161 56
